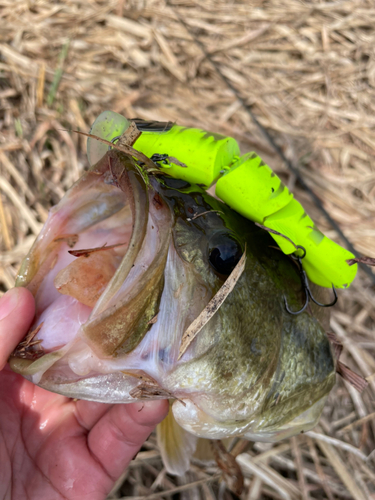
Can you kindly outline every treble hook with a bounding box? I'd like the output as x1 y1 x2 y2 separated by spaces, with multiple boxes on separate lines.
284 245 338 315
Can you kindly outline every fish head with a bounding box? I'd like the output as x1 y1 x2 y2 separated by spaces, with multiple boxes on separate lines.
10 149 335 467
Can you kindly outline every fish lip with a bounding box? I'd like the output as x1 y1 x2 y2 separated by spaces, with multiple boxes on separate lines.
81 162 174 357
88 150 150 317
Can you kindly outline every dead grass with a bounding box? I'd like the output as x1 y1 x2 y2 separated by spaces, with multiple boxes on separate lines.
1 0 375 498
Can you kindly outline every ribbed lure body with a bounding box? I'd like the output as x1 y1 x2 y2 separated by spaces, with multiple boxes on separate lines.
87 111 357 288
215 154 357 289
87 111 240 189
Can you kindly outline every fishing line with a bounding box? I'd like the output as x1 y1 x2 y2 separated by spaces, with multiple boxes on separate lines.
165 0 375 285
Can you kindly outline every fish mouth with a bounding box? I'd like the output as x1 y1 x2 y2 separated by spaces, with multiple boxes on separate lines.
14 150 173 361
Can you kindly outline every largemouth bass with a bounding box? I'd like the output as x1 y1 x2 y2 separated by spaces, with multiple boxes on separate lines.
10 149 335 474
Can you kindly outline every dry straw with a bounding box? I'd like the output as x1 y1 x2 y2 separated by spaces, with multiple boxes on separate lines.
0 0 375 498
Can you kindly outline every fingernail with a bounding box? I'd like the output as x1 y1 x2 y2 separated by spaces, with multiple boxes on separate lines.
0 288 20 321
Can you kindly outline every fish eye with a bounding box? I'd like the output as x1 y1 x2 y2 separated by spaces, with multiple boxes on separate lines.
208 233 243 276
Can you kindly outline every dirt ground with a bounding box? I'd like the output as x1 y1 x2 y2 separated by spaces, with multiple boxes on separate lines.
1 1 375 498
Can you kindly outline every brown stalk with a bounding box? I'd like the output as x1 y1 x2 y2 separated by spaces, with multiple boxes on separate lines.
68 241 127 258
12 322 45 360
71 130 157 171
178 248 246 360
210 440 244 496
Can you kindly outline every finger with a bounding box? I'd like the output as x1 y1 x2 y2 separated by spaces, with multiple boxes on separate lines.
75 400 113 430
0 287 35 370
88 399 169 480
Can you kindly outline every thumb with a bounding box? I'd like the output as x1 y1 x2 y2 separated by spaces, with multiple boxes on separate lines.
0 287 35 370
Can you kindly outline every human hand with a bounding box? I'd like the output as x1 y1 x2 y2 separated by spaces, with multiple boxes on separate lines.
0 287 169 500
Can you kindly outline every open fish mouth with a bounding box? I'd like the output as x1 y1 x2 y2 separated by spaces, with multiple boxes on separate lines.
13 151 170 365
11 150 212 391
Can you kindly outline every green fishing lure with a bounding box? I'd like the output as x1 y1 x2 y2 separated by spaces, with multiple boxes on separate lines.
87 110 357 290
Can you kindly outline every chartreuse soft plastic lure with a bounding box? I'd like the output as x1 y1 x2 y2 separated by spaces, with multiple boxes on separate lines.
87 110 357 290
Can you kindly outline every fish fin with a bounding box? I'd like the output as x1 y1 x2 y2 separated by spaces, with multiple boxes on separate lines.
157 401 197 476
